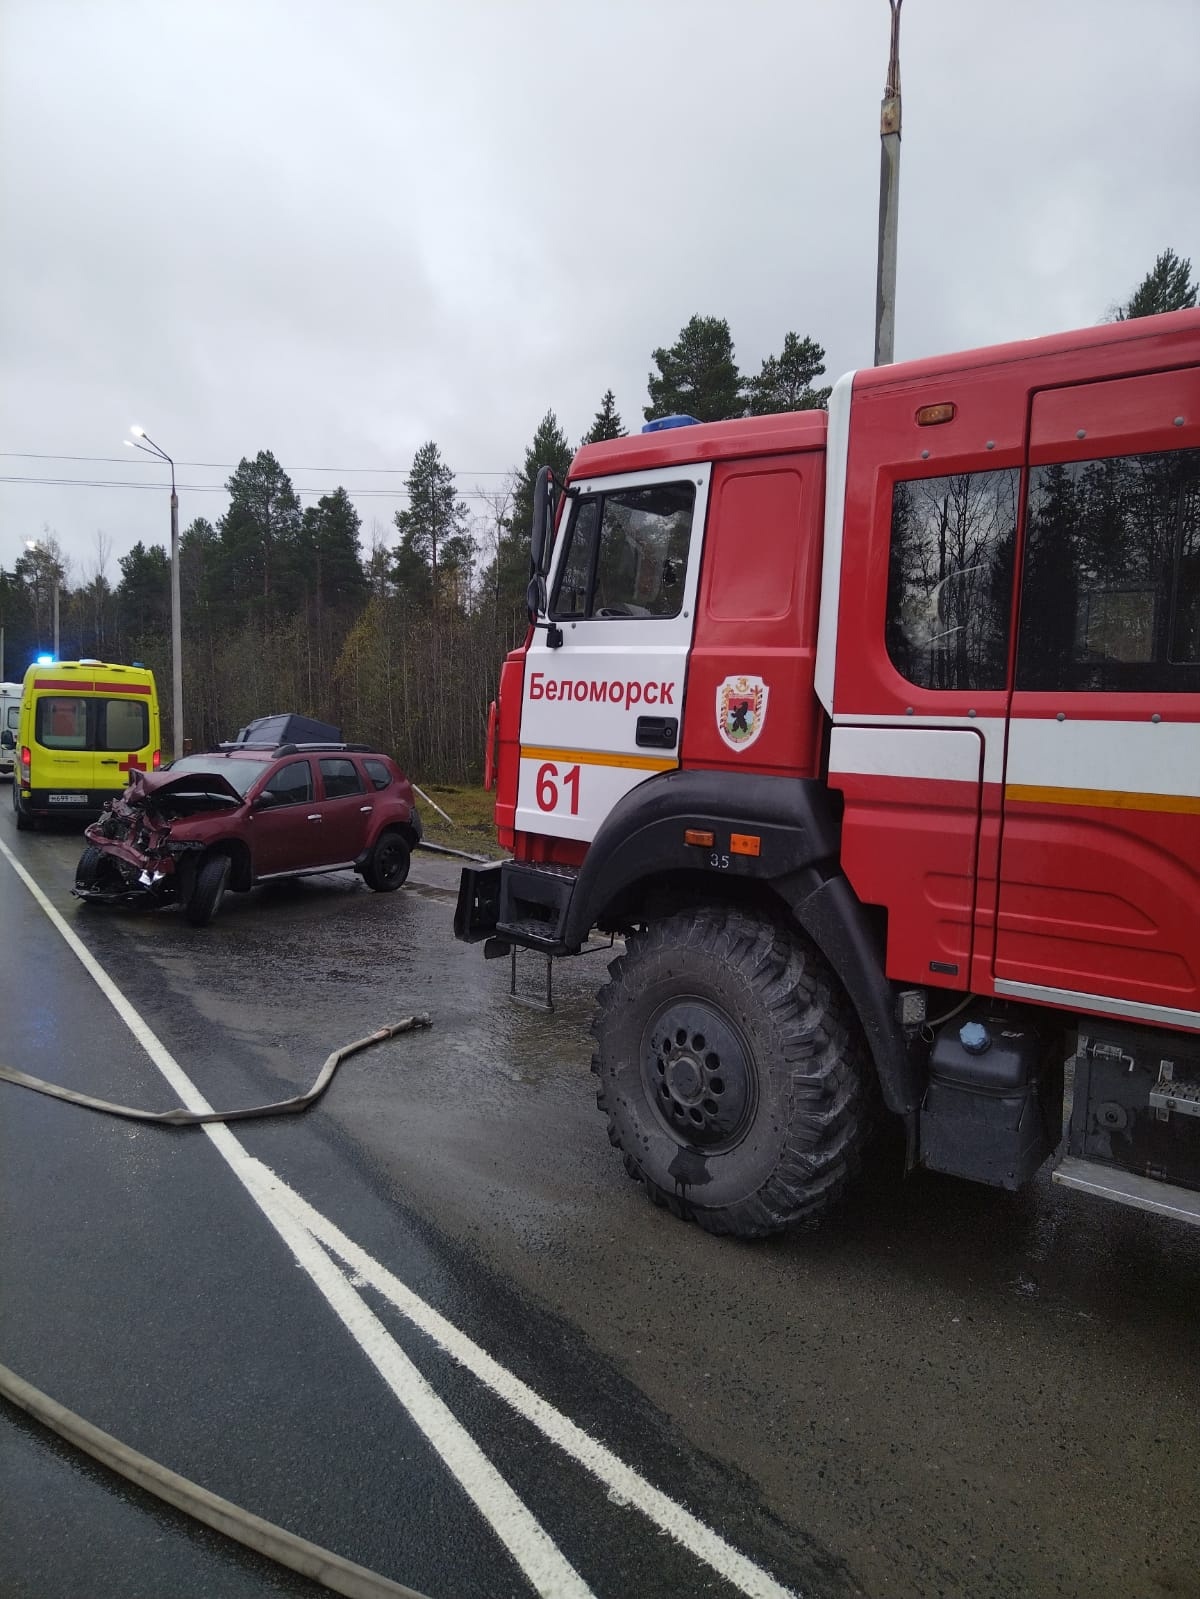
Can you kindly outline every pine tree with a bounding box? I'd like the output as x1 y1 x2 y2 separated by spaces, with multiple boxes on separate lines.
745 332 831 414
481 411 574 645
391 442 471 612
117 541 170 638
301 487 366 612
507 411 573 552
0 565 36 675
581 389 624 445
13 535 69 658
645 315 742 422
217 451 303 620
1114 248 1197 319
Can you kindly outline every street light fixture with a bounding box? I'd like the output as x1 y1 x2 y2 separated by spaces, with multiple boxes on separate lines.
126 425 183 760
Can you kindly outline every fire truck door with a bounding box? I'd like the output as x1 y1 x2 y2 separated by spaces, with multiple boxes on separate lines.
517 464 709 844
827 445 1023 992
994 367 1200 1026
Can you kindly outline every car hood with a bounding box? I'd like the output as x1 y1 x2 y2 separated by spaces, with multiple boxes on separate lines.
125 767 245 812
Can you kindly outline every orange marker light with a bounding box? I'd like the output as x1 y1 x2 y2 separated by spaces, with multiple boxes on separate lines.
730 833 761 857
684 828 715 848
916 402 956 426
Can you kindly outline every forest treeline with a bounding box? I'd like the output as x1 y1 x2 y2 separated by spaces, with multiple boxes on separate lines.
1 250 1193 783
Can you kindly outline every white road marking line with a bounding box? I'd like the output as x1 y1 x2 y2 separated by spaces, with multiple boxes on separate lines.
0 838 595 1599
278 1186 799 1599
1 836 802 1599
236 1180 596 1599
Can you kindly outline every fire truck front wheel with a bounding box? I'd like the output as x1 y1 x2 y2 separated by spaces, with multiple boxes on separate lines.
591 907 873 1238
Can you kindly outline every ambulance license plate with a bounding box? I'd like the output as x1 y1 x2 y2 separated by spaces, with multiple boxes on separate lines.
48 794 88 804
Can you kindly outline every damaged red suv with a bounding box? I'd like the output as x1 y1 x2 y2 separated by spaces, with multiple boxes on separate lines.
74 743 421 926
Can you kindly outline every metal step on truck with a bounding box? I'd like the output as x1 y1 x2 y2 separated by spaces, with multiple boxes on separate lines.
456 308 1200 1239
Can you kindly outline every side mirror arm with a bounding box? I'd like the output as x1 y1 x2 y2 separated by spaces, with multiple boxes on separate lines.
525 574 564 649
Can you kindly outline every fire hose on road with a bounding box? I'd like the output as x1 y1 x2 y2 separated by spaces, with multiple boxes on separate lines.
0 1013 432 1124
0 1014 437 1599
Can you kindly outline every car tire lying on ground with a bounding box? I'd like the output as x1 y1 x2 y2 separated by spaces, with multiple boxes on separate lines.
185 852 231 927
362 829 411 892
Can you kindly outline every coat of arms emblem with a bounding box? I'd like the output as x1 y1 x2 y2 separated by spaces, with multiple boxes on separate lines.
716 674 768 752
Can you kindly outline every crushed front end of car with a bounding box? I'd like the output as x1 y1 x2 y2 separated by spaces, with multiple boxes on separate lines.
74 769 242 906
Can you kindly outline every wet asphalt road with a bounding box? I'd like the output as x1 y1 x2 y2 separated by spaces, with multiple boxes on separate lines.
1 804 1198 1599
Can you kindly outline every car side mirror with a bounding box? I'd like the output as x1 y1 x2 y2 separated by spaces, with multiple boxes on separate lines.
253 789 280 809
0 730 13 750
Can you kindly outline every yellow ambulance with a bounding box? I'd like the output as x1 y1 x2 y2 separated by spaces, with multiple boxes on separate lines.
12 659 161 829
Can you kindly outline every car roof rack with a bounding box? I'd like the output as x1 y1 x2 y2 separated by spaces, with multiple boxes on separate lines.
273 741 374 756
209 740 376 756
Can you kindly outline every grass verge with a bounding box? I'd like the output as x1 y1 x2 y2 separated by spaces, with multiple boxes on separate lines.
412 783 506 859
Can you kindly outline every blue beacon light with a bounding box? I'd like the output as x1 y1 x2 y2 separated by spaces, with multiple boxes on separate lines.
641 414 701 433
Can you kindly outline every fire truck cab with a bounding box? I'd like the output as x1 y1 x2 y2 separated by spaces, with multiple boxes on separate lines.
457 308 1200 1238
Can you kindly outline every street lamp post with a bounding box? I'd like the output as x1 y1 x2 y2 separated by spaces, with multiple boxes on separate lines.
126 427 183 761
875 0 903 367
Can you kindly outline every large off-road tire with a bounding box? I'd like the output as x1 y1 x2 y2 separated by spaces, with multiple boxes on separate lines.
13 784 33 831
591 906 874 1238
362 830 410 892
185 852 231 927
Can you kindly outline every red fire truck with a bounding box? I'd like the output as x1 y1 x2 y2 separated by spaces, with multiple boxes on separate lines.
456 308 1200 1238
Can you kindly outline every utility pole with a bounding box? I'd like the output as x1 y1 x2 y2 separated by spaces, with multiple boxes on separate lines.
875 0 903 366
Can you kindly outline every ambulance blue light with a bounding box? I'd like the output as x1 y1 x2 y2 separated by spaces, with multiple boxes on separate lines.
641 415 701 433
36 653 55 665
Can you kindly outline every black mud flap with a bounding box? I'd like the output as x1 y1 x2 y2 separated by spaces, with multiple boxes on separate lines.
455 863 503 942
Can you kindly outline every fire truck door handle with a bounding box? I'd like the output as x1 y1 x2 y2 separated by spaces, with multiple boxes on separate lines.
636 716 679 750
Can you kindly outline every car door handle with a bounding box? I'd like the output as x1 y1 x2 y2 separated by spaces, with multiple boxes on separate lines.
99 758 119 765
307 814 323 822
636 715 679 749
359 805 373 813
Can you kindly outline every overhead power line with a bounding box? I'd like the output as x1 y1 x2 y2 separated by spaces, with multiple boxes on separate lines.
0 473 504 501
0 451 513 477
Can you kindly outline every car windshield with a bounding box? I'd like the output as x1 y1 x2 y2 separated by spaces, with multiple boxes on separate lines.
164 754 272 796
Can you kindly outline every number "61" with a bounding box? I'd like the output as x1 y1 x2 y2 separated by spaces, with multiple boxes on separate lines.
535 761 580 815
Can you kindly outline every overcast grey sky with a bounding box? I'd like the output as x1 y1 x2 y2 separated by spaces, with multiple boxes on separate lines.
1 0 1196 581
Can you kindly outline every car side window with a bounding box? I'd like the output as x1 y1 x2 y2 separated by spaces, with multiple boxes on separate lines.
319 757 363 799
363 758 392 791
263 760 313 805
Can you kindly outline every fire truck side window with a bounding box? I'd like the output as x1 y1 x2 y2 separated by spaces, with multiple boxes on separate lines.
550 483 695 620
1016 447 1200 692
885 468 1019 691
552 500 599 618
